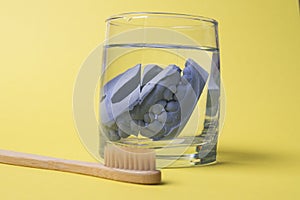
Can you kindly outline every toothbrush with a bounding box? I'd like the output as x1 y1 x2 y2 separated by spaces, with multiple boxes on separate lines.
0 144 161 184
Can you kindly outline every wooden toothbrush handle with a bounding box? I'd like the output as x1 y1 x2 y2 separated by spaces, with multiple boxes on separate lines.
0 149 161 184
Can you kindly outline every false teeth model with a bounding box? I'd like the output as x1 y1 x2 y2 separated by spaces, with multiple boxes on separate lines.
100 59 208 141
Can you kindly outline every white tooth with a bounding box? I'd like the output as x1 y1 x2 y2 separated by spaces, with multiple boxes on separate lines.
163 89 173 101
118 128 129 138
140 121 163 138
143 113 151 123
100 64 141 126
157 111 167 123
149 104 164 115
165 101 179 112
174 84 186 101
130 120 140 134
156 100 167 107
142 64 163 86
169 85 177 93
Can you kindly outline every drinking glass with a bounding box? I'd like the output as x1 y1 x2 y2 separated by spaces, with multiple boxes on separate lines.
99 12 221 168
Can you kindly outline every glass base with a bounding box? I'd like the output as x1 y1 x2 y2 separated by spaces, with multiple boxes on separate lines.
156 141 218 168
100 136 218 168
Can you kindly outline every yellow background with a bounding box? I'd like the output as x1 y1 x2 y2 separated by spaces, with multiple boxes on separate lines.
0 0 299 199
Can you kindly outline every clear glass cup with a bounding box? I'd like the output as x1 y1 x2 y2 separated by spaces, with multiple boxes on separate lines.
99 12 221 168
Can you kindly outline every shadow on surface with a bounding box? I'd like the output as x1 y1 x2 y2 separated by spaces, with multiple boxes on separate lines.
206 148 280 168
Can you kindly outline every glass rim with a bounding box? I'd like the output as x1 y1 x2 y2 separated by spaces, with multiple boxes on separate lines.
106 12 218 25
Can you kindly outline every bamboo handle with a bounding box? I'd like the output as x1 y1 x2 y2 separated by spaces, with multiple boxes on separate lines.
0 149 161 184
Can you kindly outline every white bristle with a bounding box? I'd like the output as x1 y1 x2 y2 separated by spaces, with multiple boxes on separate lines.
104 143 156 171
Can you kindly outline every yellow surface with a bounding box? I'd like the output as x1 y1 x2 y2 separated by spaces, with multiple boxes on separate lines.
0 0 299 199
